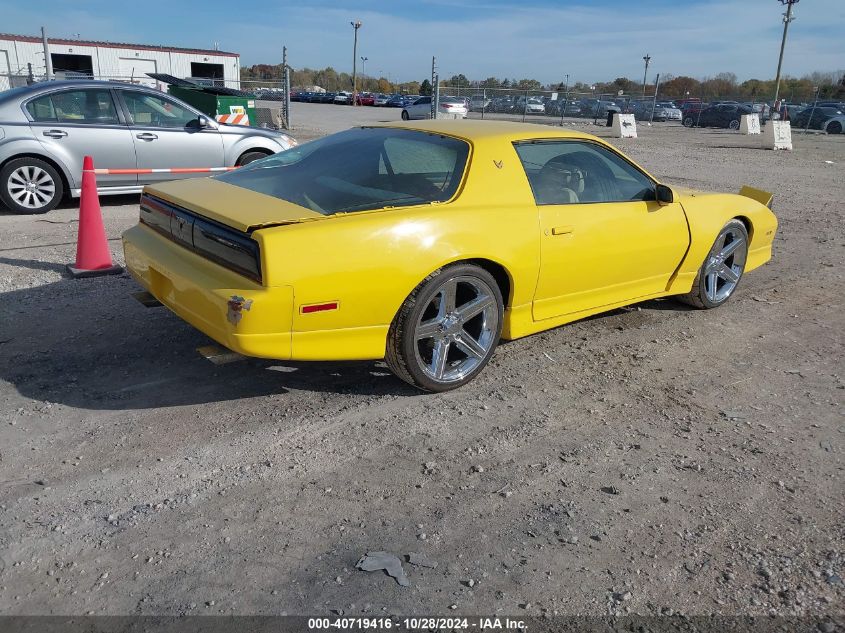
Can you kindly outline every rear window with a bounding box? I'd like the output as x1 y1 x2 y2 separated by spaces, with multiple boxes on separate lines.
216 127 470 215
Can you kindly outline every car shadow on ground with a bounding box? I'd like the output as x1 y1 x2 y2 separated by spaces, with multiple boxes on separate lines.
0 268 696 411
0 274 419 411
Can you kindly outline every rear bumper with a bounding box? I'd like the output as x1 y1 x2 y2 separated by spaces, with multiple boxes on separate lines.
122 224 294 360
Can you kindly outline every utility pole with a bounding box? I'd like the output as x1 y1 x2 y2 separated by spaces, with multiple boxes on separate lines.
650 73 661 123
360 56 368 95
641 53 651 100
772 0 799 111
431 56 437 119
41 26 53 80
282 46 290 129
350 20 362 105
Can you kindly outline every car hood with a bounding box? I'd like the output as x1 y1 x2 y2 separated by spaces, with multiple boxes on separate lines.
217 124 288 141
144 178 325 232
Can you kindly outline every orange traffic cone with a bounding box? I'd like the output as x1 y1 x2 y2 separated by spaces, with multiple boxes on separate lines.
67 156 123 278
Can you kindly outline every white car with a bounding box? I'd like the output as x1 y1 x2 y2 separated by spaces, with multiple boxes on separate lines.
516 97 546 115
334 91 351 105
401 96 468 120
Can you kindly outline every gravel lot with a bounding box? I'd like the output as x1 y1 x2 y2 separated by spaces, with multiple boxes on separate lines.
0 106 843 621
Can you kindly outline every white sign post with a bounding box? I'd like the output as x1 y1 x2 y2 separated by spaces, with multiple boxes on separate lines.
740 113 761 135
762 120 793 150
611 113 637 138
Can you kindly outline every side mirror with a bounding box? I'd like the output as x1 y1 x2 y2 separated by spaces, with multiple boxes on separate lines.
656 184 674 205
197 115 210 128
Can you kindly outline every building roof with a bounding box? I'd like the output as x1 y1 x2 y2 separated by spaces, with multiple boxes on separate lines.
0 33 238 58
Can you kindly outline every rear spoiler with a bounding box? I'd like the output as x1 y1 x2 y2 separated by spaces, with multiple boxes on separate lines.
739 185 773 209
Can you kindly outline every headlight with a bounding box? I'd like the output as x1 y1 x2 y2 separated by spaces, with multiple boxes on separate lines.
281 134 298 149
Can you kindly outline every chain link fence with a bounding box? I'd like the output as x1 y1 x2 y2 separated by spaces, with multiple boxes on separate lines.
438 84 843 133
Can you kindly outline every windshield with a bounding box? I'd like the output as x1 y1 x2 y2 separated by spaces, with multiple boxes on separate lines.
216 127 470 215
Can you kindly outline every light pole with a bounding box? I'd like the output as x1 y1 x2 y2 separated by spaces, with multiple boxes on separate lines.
350 20 362 105
772 0 799 112
560 73 570 124
642 53 651 100
360 56 368 92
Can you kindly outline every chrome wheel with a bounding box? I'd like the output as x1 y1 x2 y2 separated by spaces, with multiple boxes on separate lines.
7 165 56 209
703 226 747 303
413 275 499 384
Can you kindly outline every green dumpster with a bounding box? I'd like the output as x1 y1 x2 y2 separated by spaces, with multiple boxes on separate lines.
168 86 257 126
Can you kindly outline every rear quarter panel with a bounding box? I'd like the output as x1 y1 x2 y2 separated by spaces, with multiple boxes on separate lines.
0 125 76 188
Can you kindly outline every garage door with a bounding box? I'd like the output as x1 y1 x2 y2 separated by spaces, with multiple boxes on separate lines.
118 58 157 86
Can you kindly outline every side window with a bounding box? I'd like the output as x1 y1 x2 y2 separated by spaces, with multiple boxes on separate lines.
26 89 119 124
26 95 56 122
121 91 197 128
415 97 431 105
514 141 656 205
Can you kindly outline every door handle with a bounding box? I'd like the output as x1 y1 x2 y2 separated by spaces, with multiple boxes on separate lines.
42 130 68 138
136 133 158 141
551 225 574 235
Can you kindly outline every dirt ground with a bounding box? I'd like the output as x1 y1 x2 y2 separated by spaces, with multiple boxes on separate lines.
0 109 843 621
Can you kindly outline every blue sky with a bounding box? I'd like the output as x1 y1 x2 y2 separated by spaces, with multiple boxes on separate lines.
4 0 844 84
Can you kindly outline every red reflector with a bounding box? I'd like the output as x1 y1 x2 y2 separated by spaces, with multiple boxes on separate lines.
301 301 339 314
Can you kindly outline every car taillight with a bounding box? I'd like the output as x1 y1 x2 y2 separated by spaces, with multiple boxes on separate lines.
140 194 262 283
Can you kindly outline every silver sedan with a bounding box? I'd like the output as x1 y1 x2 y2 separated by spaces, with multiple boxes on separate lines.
0 80 297 214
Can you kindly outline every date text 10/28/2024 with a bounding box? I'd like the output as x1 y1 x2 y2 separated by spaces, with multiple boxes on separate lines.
308 617 527 630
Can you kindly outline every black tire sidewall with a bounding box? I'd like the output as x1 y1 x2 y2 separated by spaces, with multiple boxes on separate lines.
693 220 749 309
0 157 63 215
236 151 270 167
395 264 503 392
401 110 409 120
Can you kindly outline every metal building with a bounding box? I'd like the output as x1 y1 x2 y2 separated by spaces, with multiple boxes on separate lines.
0 33 240 91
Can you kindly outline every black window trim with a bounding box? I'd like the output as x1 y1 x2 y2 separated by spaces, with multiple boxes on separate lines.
512 138 659 206
21 86 128 128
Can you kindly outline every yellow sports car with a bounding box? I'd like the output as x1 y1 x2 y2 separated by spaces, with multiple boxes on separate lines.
122 120 777 391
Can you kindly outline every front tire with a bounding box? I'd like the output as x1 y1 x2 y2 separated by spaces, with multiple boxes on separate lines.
236 151 271 167
827 121 842 135
386 264 503 392
401 110 410 121
680 219 748 309
728 119 740 130
682 116 694 128
0 157 63 214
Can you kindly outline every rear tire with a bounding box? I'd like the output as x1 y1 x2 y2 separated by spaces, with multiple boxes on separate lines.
682 116 694 127
236 151 271 167
401 110 410 121
0 157 64 215
827 121 842 135
728 119 740 130
386 264 503 392
679 219 748 309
